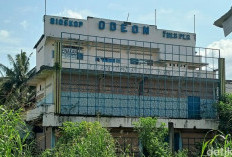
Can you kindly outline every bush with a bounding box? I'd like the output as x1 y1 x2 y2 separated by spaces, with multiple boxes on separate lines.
215 94 232 134
133 117 171 157
42 121 116 157
133 117 188 157
0 106 32 156
201 94 232 157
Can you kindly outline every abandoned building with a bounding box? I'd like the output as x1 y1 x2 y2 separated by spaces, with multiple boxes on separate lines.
26 15 225 155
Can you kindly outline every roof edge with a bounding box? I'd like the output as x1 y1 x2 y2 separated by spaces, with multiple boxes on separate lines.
214 7 232 28
34 34 45 49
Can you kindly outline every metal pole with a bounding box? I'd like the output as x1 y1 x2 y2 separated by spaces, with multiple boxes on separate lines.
155 9 157 26
127 13 129 22
194 14 195 33
45 0 47 15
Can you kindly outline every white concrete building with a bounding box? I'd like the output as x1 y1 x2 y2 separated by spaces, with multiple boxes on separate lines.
27 15 222 155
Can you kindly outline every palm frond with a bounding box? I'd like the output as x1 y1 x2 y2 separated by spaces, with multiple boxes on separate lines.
0 63 14 77
0 70 4 77
24 51 33 74
1 51 35 109
7 54 17 67
7 54 20 77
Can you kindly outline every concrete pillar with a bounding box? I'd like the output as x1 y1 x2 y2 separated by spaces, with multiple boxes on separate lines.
168 122 174 153
218 58 225 99
45 127 53 149
54 42 62 114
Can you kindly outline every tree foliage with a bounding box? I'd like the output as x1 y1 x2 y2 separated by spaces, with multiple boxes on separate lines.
0 105 32 157
42 121 117 157
200 94 232 156
0 51 35 109
134 117 188 157
215 94 232 134
133 117 172 157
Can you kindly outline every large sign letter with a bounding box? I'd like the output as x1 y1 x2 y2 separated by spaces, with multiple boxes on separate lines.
99 21 105 30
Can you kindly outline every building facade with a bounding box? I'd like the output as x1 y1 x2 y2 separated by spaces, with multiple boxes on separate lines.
27 15 222 155
226 80 232 93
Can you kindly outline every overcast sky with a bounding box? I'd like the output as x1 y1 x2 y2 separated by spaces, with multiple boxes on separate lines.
0 0 231 79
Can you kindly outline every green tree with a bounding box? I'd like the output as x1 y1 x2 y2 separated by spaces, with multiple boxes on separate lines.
133 117 172 157
0 51 35 109
0 105 32 157
133 117 188 157
200 94 232 157
215 94 232 134
42 121 117 157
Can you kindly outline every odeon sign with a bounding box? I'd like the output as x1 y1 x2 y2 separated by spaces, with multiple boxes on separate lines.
49 17 149 35
49 17 191 40
98 21 149 35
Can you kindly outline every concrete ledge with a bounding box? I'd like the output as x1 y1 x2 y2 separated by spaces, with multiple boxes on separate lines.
26 105 54 121
26 106 43 121
42 114 219 130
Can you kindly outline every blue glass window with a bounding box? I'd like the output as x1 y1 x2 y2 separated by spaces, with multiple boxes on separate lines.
52 50 54 58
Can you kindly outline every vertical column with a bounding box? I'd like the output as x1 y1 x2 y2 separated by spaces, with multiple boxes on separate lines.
51 127 56 148
218 58 225 99
44 127 56 149
54 42 62 114
168 122 174 153
45 127 52 149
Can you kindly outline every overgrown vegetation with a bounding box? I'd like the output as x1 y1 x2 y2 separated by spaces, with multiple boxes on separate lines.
1 110 190 157
42 121 117 157
215 94 232 134
200 94 232 157
134 117 188 157
134 117 171 156
201 131 232 157
0 105 32 157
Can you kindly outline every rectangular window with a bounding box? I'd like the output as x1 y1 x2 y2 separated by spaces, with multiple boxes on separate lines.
52 50 54 58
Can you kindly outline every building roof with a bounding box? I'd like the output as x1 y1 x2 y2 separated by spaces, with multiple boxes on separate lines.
26 65 54 86
226 80 232 84
214 7 232 28
34 34 44 49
